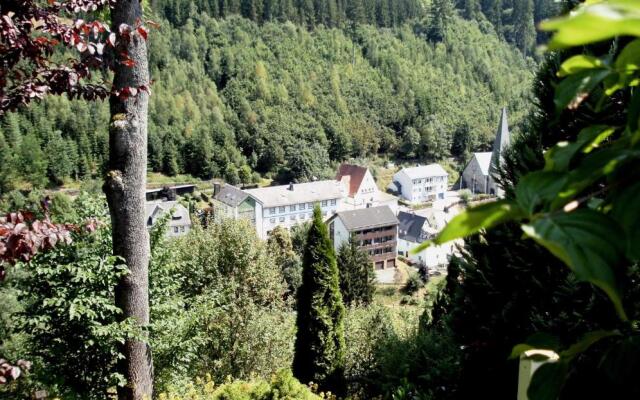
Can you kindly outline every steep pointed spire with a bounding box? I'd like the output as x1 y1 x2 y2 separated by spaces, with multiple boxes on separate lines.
490 107 510 172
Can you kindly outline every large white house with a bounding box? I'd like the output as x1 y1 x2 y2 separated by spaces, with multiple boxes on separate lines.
145 201 191 237
396 210 457 270
461 107 511 197
245 180 345 240
391 164 448 204
336 163 398 214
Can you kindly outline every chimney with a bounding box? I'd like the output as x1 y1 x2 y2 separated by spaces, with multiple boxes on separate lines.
288 182 294 191
214 183 221 195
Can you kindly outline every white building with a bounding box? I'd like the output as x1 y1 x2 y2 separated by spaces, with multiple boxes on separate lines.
245 180 345 240
336 163 398 214
391 164 448 204
461 107 511 197
396 210 456 270
145 201 191 237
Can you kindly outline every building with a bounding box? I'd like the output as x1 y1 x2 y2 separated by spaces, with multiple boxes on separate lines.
145 201 191 237
145 184 196 201
328 206 399 270
211 183 256 225
336 163 398 214
391 163 448 204
396 210 456 270
461 107 511 197
245 180 345 240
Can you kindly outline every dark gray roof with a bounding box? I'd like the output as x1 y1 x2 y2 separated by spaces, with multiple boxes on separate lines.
334 206 398 231
397 211 428 243
214 185 249 207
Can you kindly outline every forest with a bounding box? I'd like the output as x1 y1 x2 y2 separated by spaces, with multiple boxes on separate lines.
0 0 547 191
2 0 640 400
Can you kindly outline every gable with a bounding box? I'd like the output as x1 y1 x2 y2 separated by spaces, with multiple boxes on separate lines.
335 163 368 197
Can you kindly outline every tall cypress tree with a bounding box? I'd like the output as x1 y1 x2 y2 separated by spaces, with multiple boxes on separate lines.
293 205 346 394
337 235 375 306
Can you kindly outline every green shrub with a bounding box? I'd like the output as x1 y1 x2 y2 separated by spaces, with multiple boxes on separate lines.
402 272 425 295
158 370 324 400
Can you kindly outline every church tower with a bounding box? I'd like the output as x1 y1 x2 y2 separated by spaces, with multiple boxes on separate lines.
489 107 510 197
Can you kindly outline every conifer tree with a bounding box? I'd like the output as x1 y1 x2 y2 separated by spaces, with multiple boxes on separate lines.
337 235 375 306
293 205 346 394
428 0 455 43
0 130 15 193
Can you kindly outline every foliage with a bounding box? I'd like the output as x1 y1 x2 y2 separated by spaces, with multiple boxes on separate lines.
157 369 322 400
150 219 293 391
416 1 640 397
2 8 533 189
337 236 375 306
3 194 134 398
293 206 346 395
267 226 302 298
402 271 425 296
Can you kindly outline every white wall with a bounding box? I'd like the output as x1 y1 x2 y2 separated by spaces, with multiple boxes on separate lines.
397 238 455 269
394 170 447 204
255 198 341 240
330 217 350 253
462 157 490 194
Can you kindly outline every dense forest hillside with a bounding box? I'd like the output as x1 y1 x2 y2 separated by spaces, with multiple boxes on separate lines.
0 0 536 191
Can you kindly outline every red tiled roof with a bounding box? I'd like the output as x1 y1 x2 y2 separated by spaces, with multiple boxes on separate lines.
335 163 368 197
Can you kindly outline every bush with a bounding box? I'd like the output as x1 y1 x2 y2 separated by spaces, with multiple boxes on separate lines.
402 272 425 295
157 370 323 400
458 189 472 204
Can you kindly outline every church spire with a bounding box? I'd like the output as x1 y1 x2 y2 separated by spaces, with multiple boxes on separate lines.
490 107 510 172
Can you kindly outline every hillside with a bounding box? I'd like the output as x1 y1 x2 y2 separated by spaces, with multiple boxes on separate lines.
0 4 534 192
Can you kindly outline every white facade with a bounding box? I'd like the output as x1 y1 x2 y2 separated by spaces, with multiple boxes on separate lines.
145 201 191 238
392 164 448 204
397 238 455 270
246 180 344 240
330 216 351 253
336 164 399 214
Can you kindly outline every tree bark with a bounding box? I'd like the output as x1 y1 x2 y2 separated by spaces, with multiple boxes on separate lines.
104 1 152 399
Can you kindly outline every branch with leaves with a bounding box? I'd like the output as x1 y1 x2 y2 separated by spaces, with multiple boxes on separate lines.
414 1 640 398
0 0 155 114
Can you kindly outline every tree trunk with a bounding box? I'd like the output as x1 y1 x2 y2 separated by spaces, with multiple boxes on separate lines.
104 1 152 399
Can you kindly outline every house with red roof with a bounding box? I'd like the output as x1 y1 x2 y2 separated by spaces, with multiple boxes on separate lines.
336 163 398 214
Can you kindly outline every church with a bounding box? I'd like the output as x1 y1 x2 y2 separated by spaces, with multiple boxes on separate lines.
461 107 510 197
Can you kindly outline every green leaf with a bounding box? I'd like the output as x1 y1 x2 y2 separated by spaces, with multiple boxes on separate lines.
515 171 568 215
412 200 524 253
554 69 610 111
560 330 620 360
541 1 640 50
558 55 606 77
609 181 640 260
615 39 640 73
628 89 640 136
527 362 568 400
522 210 627 320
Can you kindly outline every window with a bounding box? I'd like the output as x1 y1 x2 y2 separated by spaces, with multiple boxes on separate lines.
299 203 305 210
269 208 276 215
290 215 296 221
173 227 179 233
279 206 285 213
279 216 285 222
308 213 313 219
321 200 328 207
330 199 336 206
290 204 296 212
270 218 276 224
180 226 185 232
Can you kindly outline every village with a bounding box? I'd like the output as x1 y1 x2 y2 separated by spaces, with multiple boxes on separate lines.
145 108 511 283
